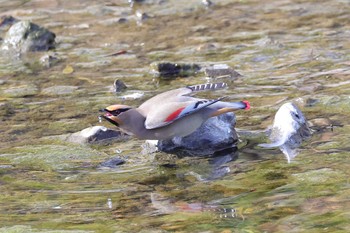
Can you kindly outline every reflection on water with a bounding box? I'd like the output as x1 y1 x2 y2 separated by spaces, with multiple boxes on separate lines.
1 0 350 232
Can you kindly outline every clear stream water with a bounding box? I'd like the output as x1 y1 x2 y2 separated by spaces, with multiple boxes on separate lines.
0 0 349 232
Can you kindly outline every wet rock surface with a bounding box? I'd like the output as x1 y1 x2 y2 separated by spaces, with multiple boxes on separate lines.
2 84 39 97
99 156 125 168
113 79 128 93
158 113 238 156
1 20 55 52
0 15 18 29
65 126 126 144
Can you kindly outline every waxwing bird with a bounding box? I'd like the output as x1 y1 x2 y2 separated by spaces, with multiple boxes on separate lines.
101 83 250 140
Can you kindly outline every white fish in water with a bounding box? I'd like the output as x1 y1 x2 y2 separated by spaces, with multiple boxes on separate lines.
259 102 311 163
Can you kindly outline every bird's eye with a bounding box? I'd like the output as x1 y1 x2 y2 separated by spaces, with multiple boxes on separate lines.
294 113 300 119
111 108 130 116
110 110 121 116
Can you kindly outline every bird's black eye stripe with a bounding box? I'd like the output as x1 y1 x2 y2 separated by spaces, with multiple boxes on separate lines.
105 108 130 116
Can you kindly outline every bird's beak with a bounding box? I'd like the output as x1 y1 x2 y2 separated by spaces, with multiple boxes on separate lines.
99 109 121 126
226 101 250 110
211 101 250 117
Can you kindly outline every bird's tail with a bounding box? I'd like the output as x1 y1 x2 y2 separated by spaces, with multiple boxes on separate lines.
187 83 228 92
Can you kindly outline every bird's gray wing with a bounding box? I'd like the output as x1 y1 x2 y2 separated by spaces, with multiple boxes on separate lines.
139 83 228 112
144 97 225 129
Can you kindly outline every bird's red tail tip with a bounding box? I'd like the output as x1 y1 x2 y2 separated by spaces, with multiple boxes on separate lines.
242 100 250 110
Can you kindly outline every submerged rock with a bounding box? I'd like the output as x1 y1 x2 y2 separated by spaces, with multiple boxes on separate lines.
157 113 238 156
1 20 56 52
150 62 201 79
7 144 102 170
3 84 39 98
66 126 126 144
259 102 311 163
99 157 125 168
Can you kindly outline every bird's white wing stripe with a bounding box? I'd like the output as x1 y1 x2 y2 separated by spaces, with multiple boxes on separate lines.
177 97 225 119
187 82 228 92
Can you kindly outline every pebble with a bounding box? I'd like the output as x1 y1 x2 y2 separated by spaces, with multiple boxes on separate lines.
1 20 56 52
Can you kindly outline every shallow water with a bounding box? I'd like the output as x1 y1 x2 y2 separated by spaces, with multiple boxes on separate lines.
1 0 350 232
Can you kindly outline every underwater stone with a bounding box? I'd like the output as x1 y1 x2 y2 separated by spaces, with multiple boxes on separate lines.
99 157 125 168
3 84 39 97
1 20 56 52
157 113 238 157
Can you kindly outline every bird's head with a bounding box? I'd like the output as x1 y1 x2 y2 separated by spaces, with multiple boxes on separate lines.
100 104 132 126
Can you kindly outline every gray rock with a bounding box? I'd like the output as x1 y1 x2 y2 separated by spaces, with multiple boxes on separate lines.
157 113 238 156
150 62 201 79
113 79 127 93
0 15 18 29
1 20 55 52
3 84 39 97
99 157 125 168
66 126 126 144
